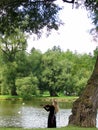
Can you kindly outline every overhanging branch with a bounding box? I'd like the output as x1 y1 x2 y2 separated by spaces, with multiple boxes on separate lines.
62 0 74 3
0 0 75 7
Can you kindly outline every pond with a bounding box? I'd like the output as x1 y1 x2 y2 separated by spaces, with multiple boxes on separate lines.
0 100 98 128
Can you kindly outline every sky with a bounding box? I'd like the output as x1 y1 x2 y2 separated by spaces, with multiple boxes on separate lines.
27 0 98 55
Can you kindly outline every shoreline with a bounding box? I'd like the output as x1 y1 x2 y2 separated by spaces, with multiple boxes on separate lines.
0 95 78 103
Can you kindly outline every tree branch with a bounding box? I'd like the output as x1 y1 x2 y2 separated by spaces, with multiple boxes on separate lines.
62 0 74 3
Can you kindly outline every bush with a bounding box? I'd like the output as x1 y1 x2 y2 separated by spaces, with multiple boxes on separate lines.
16 75 39 99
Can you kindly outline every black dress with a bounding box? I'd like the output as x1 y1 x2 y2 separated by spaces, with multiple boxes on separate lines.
44 104 56 128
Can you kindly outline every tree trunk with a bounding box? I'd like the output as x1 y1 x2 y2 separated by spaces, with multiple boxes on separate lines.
49 90 58 96
69 56 98 127
11 84 17 96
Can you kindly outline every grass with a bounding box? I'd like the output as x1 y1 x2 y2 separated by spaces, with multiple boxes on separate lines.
0 95 78 103
0 95 22 100
0 126 97 130
32 96 78 103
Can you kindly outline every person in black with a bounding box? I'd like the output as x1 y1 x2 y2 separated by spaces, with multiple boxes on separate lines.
44 99 59 128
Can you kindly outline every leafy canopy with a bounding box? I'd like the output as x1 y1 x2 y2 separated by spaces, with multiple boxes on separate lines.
0 0 98 35
0 0 61 35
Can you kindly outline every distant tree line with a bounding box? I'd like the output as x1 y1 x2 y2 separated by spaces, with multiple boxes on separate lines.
0 31 97 99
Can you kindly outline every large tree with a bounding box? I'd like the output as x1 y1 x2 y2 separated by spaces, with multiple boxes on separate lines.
39 48 67 96
0 29 27 95
69 56 98 127
0 0 61 95
57 0 98 128
66 0 98 128
68 0 98 128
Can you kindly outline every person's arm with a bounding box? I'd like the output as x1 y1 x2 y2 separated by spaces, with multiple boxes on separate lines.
44 105 50 111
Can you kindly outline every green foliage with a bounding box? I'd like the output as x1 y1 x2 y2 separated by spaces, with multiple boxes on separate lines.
0 29 27 63
85 0 98 41
0 0 97 98
16 51 31 77
93 47 98 60
39 48 94 96
16 75 39 99
28 48 42 76
0 30 28 95
0 126 97 130
0 0 62 35
85 0 98 10
1 62 17 95
39 49 66 96
0 44 95 97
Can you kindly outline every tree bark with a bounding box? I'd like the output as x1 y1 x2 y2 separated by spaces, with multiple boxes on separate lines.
49 90 58 96
69 56 98 127
11 86 17 96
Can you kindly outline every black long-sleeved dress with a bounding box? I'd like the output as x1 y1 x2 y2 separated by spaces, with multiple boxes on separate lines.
44 104 56 128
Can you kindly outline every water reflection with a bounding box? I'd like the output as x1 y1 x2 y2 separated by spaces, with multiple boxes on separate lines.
0 100 72 128
0 100 97 128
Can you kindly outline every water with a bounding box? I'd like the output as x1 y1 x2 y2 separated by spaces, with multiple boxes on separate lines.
0 100 72 128
0 100 98 128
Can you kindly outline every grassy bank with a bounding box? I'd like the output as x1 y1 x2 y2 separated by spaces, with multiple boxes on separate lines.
30 96 78 103
0 126 97 130
0 95 22 100
0 95 78 103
